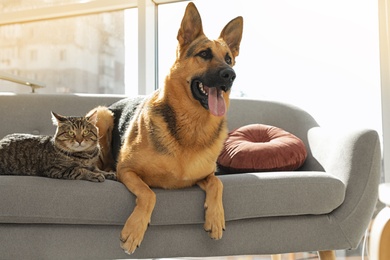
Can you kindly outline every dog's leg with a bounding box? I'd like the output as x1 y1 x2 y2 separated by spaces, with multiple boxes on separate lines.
118 169 156 254
197 174 225 239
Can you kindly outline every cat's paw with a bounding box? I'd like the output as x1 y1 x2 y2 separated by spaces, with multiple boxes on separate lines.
89 173 105 182
104 171 117 181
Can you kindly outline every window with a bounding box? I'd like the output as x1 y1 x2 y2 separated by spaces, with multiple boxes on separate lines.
0 0 136 94
0 11 127 94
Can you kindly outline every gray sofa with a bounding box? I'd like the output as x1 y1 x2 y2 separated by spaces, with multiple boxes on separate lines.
0 93 381 259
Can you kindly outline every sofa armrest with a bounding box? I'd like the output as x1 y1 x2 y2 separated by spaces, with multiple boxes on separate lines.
308 127 381 245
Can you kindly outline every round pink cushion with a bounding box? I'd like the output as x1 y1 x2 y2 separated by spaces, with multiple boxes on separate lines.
217 124 307 173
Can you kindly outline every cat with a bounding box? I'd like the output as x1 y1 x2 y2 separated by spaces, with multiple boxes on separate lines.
0 110 116 182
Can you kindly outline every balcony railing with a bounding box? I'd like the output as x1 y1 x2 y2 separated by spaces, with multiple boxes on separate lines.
0 71 45 93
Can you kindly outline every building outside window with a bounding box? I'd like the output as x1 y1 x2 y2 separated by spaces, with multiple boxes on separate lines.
0 0 127 94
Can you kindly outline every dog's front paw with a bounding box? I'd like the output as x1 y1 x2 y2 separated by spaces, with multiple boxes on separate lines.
204 203 225 240
120 215 149 254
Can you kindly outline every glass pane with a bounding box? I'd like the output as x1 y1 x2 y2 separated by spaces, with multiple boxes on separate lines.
0 10 127 94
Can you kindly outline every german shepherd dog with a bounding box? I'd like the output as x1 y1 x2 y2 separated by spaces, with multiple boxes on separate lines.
92 2 243 254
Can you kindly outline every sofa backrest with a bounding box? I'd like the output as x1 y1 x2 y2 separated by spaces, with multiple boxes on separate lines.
0 94 320 170
228 98 319 145
0 94 124 138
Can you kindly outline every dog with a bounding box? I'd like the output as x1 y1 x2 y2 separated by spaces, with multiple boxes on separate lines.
92 2 243 254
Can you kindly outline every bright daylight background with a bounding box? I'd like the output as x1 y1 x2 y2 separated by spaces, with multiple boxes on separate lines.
149 0 382 135
1 0 381 136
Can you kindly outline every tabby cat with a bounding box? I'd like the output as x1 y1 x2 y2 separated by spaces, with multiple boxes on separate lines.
0 111 116 182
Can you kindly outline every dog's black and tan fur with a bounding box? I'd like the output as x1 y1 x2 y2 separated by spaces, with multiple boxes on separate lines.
91 2 243 254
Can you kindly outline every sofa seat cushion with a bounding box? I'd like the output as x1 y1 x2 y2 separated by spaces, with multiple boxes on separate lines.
218 124 307 173
0 172 345 226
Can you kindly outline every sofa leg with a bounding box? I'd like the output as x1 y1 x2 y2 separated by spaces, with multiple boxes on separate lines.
370 206 390 260
317 250 336 260
271 255 281 260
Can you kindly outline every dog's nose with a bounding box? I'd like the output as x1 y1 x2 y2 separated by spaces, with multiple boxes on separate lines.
220 68 236 84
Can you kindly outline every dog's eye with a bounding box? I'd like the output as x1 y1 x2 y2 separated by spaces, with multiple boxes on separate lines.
225 54 232 65
197 49 212 60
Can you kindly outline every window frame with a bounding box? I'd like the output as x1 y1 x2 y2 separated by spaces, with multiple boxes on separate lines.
0 0 137 26
0 0 188 95
379 0 390 182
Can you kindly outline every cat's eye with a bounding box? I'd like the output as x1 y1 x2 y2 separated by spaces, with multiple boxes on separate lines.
68 131 75 136
83 130 90 136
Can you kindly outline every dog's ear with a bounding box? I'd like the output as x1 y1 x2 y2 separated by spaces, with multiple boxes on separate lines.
219 16 243 58
177 2 204 47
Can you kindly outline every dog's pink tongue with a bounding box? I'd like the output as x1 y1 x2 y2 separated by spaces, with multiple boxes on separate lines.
208 87 226 117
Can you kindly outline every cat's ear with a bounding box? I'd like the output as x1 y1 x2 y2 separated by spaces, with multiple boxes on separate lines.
86 110 98 125
51 111 66 126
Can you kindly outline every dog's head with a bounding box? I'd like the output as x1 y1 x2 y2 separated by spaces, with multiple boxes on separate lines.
173 2 243 117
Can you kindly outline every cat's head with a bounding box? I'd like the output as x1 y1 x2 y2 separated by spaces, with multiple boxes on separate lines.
51 111 99 152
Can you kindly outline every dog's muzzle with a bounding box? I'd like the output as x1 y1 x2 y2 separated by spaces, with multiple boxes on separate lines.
191 67 236 117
